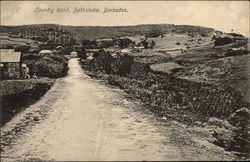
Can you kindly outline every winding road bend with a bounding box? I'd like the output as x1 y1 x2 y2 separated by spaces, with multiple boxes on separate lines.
1 58 233 161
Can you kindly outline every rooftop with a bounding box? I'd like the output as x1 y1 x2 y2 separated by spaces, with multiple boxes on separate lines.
0 52 21 63
39 50 53 54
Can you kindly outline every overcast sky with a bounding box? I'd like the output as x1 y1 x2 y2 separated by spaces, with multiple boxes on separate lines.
1 1 249 36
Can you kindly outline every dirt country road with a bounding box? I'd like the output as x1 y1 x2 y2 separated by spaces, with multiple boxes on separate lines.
1 59 235 161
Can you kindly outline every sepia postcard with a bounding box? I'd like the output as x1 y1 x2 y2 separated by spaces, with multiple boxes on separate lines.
0 0 249 161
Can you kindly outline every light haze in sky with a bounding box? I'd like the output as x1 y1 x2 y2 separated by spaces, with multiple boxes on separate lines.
1 1 249 36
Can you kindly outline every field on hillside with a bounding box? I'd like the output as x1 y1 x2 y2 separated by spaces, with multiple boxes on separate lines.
0 24 214 41
134 39 249 102
174 53 249 101
150 62 184 74
0 35 41 48
147 33 210 49
127 49 172 65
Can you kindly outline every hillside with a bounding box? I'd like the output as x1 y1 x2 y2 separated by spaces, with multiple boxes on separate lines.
0 24 214 42
0 35 41 48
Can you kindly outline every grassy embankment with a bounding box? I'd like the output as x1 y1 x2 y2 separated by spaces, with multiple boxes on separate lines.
80 43 249 157
0 54 69 126
0 79 54 126
82 44 249 123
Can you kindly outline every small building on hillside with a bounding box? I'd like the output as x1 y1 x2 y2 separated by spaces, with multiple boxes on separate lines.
120 48 131 53
0 49 21 79
39 50 53 55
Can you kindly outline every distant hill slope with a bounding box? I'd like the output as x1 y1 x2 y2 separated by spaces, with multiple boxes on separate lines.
0 24 214 42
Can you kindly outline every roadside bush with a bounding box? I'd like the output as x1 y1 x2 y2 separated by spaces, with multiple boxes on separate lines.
141 40 149 49
93 50 112 73
61 46 73 55
77 47 87 59
27 54 68 78
111 54 134 75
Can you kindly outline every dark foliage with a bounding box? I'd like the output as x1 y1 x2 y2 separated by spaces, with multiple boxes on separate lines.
0 82 53 126
141 40 149 49
61 46 73 55
77 47 87 59
81 39 97 49
117 38 133 49
14 45 31 53
214 37 235 46
27 54 68 78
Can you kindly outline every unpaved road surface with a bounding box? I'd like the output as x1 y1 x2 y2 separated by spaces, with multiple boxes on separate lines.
1 59 235 161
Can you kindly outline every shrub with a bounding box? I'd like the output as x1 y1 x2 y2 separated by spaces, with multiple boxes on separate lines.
61 46 73 55
117 38 133 49
27 54 68 78
15 45 31 53
141 40 149 49
77 47 87 59
94 50 112 73
111 54 134 75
